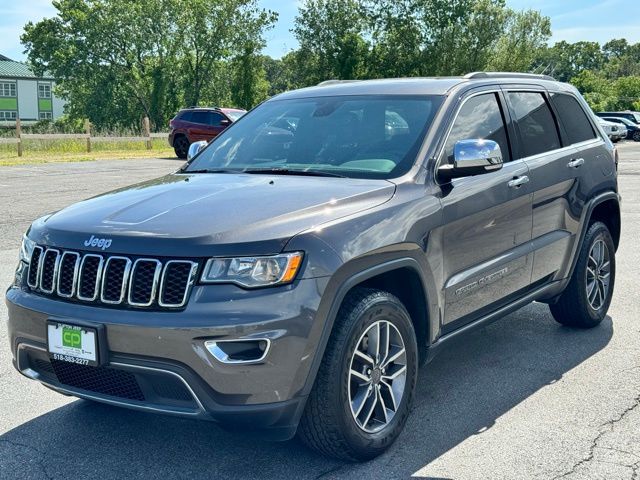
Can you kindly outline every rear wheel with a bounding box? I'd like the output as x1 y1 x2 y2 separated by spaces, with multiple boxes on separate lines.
550 222 615 328
633 131 640 142
298 288 418 461
173 135 190 159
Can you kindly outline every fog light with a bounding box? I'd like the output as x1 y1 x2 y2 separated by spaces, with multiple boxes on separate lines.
205 339 270 364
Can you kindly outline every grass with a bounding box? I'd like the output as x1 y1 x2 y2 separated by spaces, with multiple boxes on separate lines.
0 138 175 166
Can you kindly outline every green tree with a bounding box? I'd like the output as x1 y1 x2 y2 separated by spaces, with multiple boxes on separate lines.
489 9 551 72
293 0 370 84
535 41 605 82
22 0 276 129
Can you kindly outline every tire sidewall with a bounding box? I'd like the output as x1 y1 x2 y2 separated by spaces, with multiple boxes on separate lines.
335 297 418 458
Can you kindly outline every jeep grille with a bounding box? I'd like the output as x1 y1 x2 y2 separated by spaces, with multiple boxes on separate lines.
26 246 198 309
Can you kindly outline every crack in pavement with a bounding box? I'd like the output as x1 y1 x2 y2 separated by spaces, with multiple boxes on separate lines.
551 393 640 479
0 438 54 480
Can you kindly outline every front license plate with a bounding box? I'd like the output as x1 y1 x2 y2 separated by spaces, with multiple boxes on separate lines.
47 322 98 367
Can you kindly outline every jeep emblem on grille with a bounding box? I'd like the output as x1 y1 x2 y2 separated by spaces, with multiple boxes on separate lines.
84 235 112 250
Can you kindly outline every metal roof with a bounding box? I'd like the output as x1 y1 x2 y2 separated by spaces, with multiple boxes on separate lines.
0 56 53 80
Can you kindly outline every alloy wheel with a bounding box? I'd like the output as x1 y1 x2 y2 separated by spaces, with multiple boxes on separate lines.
586 238 611 310
348 320 407 434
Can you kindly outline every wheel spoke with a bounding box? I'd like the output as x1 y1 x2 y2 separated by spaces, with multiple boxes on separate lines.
382 364 407 381
380 380 397 411
382 346 406 369
352 386 371 418
350 369 370 384
354 349 375 366
587 280 597 301
380 322 390 365
361 389 378 428
377 388 389 423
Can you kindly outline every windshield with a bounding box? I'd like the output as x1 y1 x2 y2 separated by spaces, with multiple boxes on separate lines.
186 95 443 179
225 110 245 121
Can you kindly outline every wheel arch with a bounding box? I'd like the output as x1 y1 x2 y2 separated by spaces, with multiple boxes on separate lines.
567 191 621 281
300 257 433 397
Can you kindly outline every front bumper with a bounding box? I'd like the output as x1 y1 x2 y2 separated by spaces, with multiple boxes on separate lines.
6 277 327 439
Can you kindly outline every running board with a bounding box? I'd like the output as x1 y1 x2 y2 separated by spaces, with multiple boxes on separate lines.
425 281 561 364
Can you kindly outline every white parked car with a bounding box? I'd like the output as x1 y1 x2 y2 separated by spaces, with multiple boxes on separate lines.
598 119 626 143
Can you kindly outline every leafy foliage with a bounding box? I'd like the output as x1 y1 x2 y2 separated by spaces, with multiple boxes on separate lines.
22 0 276 130
21 0 640 129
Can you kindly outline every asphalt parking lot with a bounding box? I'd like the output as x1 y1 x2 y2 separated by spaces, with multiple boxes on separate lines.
1 142 639 480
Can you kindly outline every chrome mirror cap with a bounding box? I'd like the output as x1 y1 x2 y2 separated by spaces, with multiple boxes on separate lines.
187 140 208 161
453 139 503 170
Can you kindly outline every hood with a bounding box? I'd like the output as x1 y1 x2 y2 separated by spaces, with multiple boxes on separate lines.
30 173 395 257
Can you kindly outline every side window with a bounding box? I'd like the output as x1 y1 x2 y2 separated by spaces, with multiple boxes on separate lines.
550 93 596 145
190 111 210 124
179 111 192 122
507 92 561 158
443 93 511 164
209 112 225 126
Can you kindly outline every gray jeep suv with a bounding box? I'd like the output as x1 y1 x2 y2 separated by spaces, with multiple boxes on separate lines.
6 73 620 461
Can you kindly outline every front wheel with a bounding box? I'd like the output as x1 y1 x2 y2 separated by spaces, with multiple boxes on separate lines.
298 288 418 461
632 131 640 142
550 222 616 328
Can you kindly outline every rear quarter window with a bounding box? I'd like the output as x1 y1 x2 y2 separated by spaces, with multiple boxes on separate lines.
550 93 597 145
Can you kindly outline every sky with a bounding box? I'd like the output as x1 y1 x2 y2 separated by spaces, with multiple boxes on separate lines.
1 0 638 62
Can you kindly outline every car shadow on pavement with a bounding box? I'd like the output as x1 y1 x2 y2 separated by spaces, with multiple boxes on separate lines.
0 302 613 480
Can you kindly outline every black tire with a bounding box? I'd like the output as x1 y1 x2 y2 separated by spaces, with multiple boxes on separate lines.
298 287 418 461
550 221 615 328
173 135 190 159
633 131 640 142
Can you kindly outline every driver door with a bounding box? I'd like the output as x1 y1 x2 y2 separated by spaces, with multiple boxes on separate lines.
438 90 533 332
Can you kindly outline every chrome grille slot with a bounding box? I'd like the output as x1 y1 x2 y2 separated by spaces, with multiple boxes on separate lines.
77 254 104 301
27 246 44 288
56 251 80 297
101 257 131 304
39 249 60 293
128 259 162 307
25 246 196 310
159 261 198 307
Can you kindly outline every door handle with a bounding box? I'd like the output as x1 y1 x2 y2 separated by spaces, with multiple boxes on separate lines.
508 176 529 189
567 158 585 168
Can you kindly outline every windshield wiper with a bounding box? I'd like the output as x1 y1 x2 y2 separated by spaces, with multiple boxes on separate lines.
243 167 346 178
179 168 240 174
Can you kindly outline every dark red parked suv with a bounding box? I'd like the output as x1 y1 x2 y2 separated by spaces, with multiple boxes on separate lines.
169 107 246 158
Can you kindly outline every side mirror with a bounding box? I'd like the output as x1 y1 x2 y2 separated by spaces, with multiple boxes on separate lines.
438 139 503 180
219 119 231 126
187 140 208 161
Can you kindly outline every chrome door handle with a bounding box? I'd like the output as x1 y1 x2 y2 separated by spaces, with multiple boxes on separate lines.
567 158 585 168
508 176 529 189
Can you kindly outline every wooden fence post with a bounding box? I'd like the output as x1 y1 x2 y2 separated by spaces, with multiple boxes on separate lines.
16 118 22 157
143 117 152 150
85 119 91 152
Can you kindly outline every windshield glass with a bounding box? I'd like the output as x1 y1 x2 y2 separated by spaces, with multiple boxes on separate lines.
186 95 443 179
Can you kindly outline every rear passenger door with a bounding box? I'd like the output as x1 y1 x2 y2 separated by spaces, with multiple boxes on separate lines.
439 90 533 331
504 89 599 283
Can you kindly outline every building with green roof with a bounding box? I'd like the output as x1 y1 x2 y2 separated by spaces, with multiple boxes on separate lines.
0 54 65 124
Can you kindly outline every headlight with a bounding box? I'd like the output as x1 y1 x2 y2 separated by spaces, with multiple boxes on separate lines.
201 252 303 288
20 234 36 264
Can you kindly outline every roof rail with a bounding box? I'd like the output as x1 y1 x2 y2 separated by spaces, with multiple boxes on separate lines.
316 79 362 87
464 72 556 81
186 106 221 110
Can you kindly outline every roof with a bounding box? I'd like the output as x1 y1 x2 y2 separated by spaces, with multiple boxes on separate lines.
0 55 53 80
274 73 568 100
